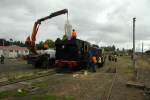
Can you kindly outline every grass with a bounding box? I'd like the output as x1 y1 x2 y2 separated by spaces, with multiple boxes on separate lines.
31 95 75 100
0 89 28 99
0 90 74 100
1 69 52 83
13 90 28 97
117 56 135 74
32 82 49 88
0 91 12 98
126 65 134 73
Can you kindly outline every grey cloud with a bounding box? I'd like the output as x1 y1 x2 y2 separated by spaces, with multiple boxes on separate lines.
0 0 150 50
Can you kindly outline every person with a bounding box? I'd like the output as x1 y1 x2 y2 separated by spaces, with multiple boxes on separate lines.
0 55 2 62
108 55 111 61
1 55 4 64
43 40 49 49
100 55 105 67
71 29 77 39
97 56 102 68
114 54 117 62
91 55 97 72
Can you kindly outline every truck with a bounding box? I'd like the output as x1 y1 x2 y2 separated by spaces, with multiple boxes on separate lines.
25 9 68 68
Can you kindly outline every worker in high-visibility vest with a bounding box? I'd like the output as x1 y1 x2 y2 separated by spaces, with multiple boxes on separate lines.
91 55 97 72
43 40 49 49
71 29 77 39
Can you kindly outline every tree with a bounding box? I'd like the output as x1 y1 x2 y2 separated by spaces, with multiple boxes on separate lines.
9 38 13 45
0 39 5 46
36 39 55 50
102 45 116 52
46 39 55 48
145 50 150 54
36 41 44 50
112 45 116 51
62 34 67 40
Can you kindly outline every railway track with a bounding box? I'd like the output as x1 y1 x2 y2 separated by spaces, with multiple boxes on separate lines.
101 63 118 100
0 70 56 87
106 69 117 100
0 69 85 88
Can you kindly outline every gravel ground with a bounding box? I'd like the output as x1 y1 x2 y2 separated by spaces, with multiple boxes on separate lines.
0 59 33 74
0 56 150 100
0 58 54 86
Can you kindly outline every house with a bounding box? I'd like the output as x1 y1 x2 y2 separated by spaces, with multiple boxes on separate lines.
0 45 29 58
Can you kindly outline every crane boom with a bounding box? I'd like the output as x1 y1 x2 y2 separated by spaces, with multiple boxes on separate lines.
25 9 68 54
37 9 68 22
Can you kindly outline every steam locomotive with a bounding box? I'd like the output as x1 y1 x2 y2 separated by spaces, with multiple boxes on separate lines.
55 38 105 69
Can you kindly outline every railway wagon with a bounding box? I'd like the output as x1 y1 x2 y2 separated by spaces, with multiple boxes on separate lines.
55 38 105 69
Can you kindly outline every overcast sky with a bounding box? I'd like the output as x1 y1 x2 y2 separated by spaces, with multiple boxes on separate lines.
0 0 150 50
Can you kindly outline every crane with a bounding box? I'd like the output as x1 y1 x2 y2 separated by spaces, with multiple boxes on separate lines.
25 9 68 54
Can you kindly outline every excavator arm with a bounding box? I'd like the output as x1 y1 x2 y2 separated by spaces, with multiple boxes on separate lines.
26 9 68 54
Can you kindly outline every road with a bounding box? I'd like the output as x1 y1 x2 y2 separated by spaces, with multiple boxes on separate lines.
0 59 33 74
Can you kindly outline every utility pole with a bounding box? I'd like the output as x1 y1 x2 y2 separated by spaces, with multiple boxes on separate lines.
142 41 143 56
133 17 137 80
133 18 136 67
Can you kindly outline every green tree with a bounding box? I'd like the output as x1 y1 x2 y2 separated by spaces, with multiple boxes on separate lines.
9 38 13 45
112 45 116 51
46 39 55 48
62 34 67 40
102 45 116 52
36 39 55 50
36 41 44 50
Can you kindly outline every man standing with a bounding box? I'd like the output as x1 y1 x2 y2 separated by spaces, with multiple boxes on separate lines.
1 55 4 64
114 54 117 62
0 55 2 61
71 29 77 39
91 55 97 72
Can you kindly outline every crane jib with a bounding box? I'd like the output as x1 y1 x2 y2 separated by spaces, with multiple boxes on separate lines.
50 9 68 17
27 9 68 54
37 9 68 23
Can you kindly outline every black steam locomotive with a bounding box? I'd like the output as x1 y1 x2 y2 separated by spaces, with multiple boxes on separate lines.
55 38 105 69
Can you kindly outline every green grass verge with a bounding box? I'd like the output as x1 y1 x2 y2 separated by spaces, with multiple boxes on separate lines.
0 90 74 100
31 95 74 100
0 91 12 98
0 90 28 99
